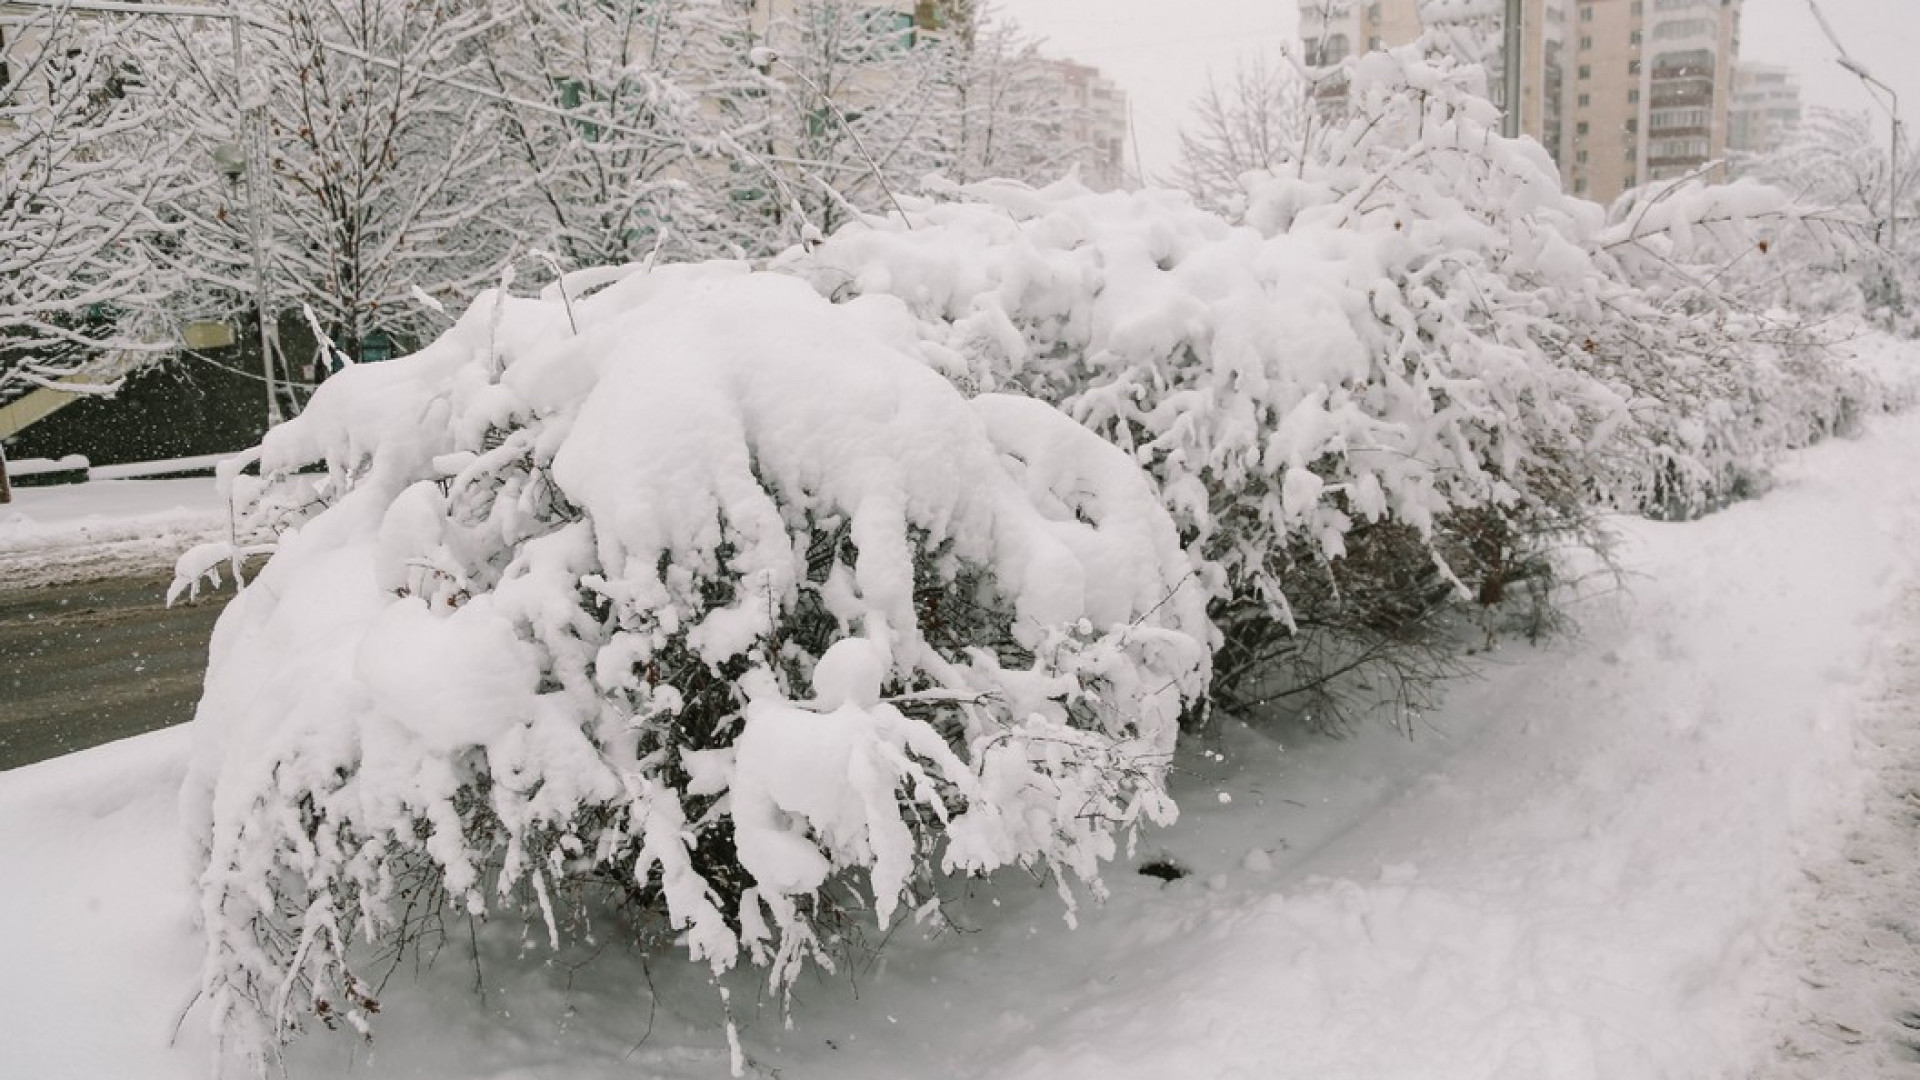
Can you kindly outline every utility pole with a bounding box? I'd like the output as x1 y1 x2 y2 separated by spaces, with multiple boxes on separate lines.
226 10 281 427
1502 0 1523 139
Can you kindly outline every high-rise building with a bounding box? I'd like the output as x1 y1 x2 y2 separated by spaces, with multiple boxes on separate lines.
1296 0 1749 205
1728 61 1802 157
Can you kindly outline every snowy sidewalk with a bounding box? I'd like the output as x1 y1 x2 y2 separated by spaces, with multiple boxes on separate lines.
5 413 1920 1078
1757 585 1920 1076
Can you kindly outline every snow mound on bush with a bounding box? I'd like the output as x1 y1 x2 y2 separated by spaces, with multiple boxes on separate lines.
179 264 1210 1065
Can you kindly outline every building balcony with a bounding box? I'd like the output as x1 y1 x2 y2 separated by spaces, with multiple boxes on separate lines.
1651 87 1715 108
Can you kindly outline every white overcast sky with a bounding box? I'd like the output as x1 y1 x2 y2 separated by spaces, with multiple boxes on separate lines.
1002 0 1920 181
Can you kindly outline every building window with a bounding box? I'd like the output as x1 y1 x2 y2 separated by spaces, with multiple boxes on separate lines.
1577 121 1590 135
1577 149 1590 164
1581 4 1594 21
1575 176 1589 194
1625 117 1638 132
1630 29 1643 45
1625 144 1637 161
1579 65 1591 79
1578 92 1591 106
1631 0 1644 12
1628 59 1641 75
1628 88 1640 103
1580 34 1592 49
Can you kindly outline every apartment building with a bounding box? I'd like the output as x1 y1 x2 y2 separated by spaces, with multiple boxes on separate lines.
1038 57 1130 190
1298 0 1424 108
1728 60 1801 157
1297 0 1746 204
1298 0 1426 65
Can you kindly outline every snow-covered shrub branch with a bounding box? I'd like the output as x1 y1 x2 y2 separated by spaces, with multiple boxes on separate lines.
179 264 1210 1067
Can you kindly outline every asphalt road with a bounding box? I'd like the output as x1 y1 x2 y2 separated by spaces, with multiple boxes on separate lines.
0 570 223 771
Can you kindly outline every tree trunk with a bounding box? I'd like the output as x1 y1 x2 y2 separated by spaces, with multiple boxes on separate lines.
0 442 11 504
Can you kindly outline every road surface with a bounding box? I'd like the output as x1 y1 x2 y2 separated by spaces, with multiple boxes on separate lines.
0 570 223 770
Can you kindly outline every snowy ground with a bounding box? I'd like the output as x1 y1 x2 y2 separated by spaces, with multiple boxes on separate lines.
7 412 1920 1078
0 476 229 587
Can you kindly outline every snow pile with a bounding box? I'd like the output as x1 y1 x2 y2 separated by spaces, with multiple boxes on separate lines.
178 265 1211 1066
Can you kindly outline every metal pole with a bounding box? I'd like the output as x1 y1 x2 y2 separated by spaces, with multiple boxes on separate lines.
1502 0 1523 139
1890 97 1900 256
228 10 281 427
1811 2 1901 254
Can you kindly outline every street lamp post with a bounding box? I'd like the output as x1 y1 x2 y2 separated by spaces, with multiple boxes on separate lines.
1809 0 1903 256
223 11 281 428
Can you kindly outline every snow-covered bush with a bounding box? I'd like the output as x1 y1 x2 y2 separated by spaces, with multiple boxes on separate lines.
1593 178 1898 515
786 48 1629 719
785 44 1907 721
178 264 1210 1066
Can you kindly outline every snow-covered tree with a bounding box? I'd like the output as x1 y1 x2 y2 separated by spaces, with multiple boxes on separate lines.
1744 107 1919 322
936 6 1088 187
477 0 769 267
177 262 1211 1069
0 6 190 419
1168 57 1305 213
133 0 516 386
739 0 957 241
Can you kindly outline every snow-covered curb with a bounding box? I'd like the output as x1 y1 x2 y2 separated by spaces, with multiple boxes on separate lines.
0 476 230 587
